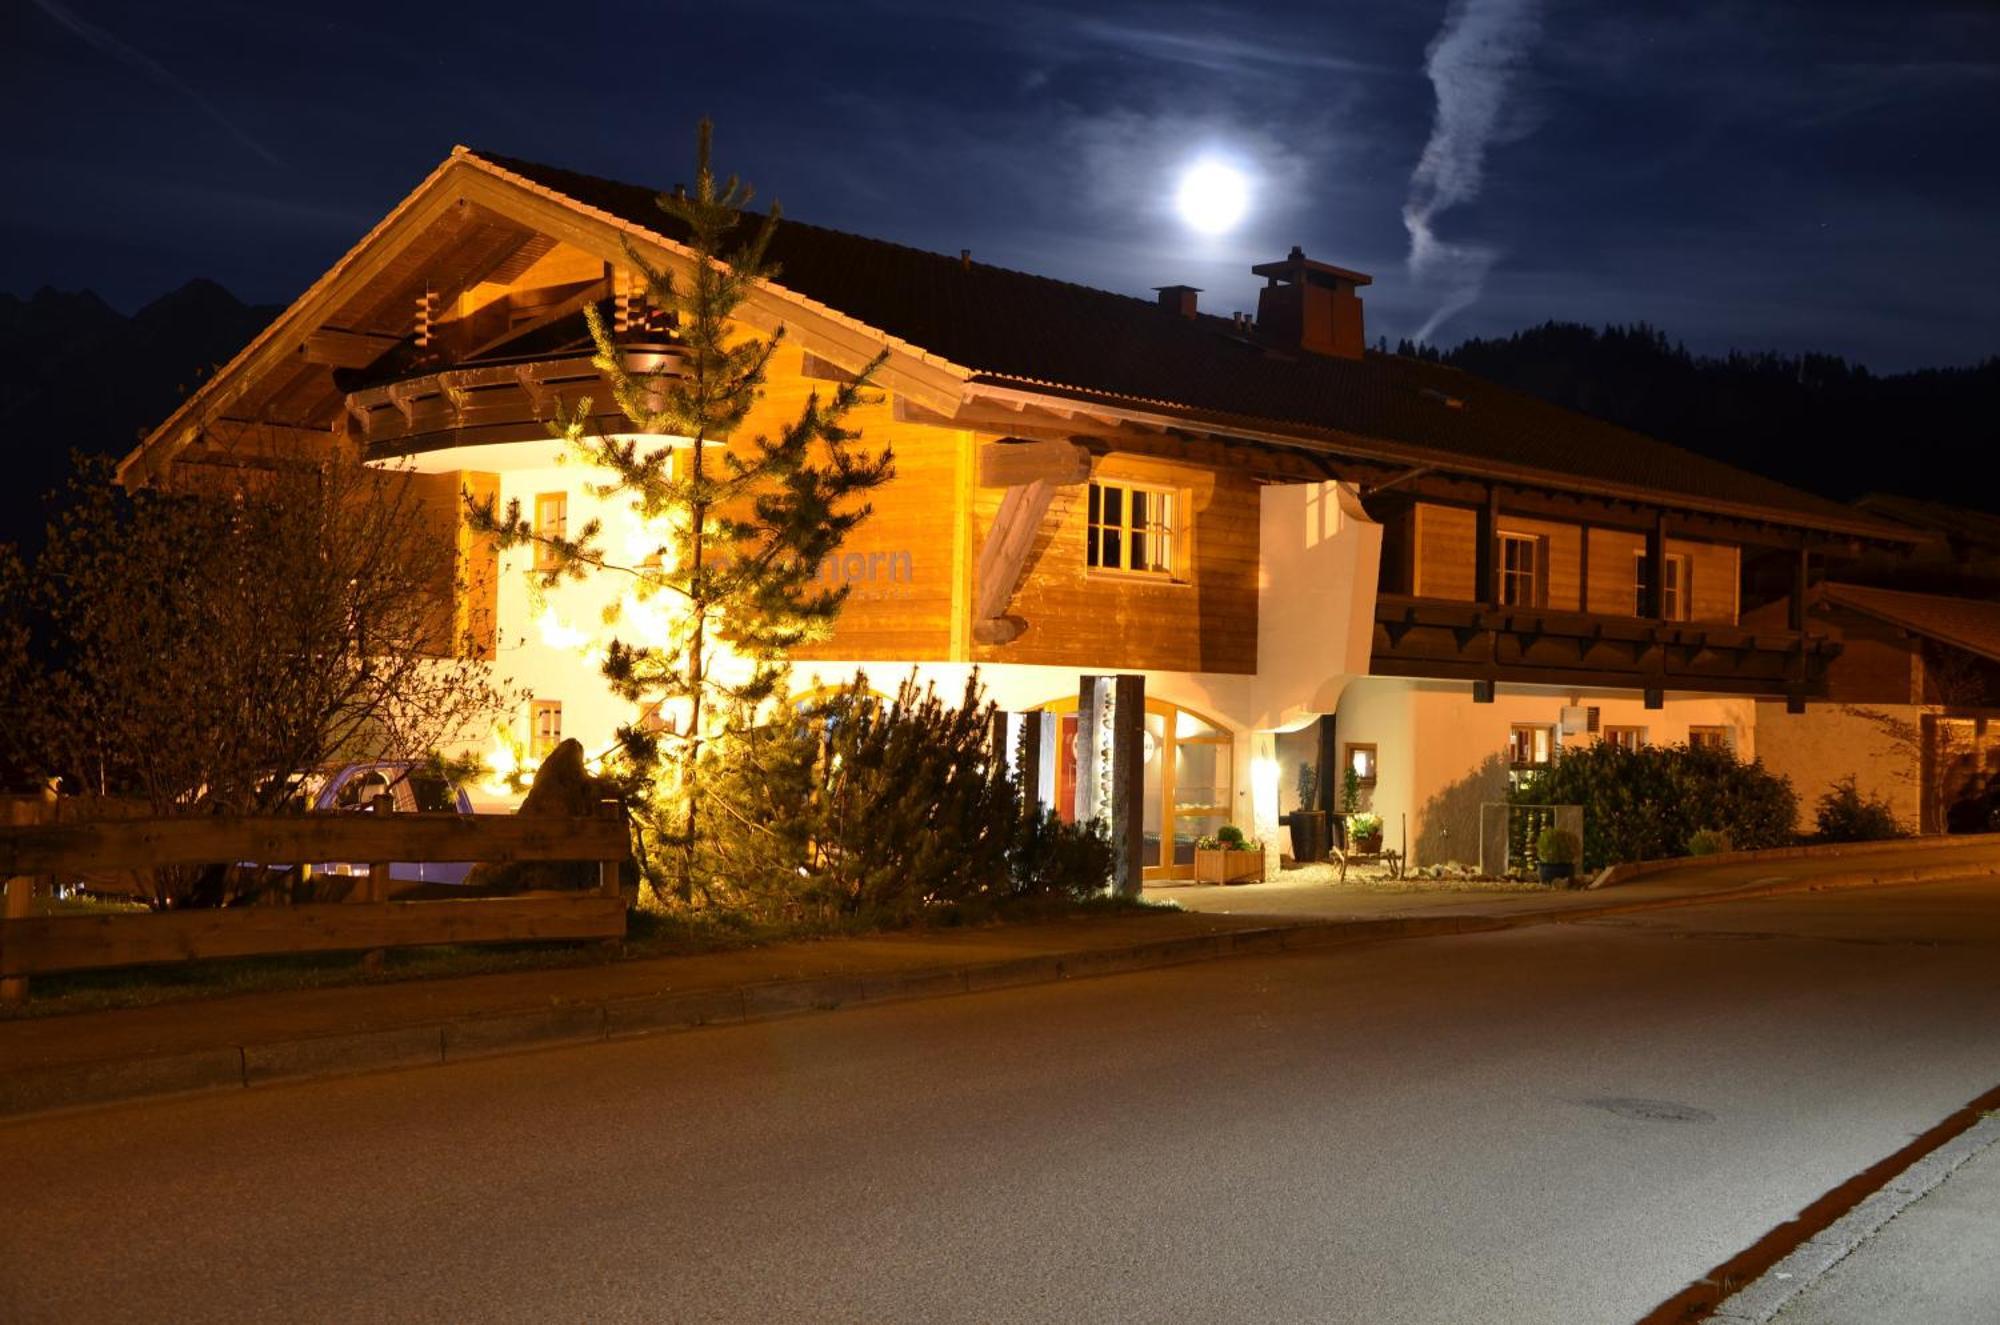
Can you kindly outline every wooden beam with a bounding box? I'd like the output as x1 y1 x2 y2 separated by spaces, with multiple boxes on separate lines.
973 480 1059 643
300 327 404 368
0 812 629 876
1475 484 1499 607
977 437 1091 488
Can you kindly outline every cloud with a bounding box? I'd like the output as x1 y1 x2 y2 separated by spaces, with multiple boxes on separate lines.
1402 0 1543 342
28 0 284 169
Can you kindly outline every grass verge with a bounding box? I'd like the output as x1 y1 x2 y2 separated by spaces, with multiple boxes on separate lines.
2 893 1171 1021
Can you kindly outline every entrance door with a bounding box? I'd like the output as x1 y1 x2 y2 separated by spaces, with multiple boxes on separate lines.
1043 697 1233 881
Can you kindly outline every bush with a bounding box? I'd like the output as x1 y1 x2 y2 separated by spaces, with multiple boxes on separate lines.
691 672 1116 921
1814 777 1908 842
1687 829 1733 856
1534 827 1579 864
1512 741 1797 870
1216 823 1247 849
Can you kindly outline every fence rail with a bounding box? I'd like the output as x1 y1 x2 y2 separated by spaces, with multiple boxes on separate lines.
0 807 631 999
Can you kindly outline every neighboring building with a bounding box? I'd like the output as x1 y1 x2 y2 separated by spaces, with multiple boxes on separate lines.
123 148 1927 877
1748 494 2000 833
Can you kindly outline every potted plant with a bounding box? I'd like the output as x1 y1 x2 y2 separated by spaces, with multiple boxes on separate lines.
1193 824 1266 884
1287 762 1326 863
1535 827 1580 884
1346 811 1383 855
1335 763 1364 851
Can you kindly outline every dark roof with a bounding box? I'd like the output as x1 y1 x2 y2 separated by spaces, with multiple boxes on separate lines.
1855 494 2000 557
1824 582 2000 663
470 150 1895 534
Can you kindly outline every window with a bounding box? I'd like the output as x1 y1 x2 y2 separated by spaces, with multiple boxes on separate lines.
1087 481 1177 576
533 492 568 571
1601 726 1647 751
1345 743 1378 785
1508 724 1555 768
1498 532 1543 607
530 699 563 759
1634 550 1690 621
1688 725 1732 752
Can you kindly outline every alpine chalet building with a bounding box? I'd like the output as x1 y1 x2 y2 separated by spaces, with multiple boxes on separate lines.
122 149 1925 879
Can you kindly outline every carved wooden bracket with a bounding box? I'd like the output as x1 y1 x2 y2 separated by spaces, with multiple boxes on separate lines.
973 438 1092 645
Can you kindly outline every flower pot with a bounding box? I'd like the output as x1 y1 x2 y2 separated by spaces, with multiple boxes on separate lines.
1352 829 1383 854
1538 861 1575 885
1287 810 1327 863
1194 847 1266 885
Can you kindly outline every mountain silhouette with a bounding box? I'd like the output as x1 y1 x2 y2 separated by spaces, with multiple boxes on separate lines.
0 280 279 548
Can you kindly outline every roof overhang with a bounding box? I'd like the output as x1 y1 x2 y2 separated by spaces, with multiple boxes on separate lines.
121 147 973 482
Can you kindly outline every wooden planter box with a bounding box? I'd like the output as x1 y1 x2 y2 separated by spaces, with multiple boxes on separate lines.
1193 847 1266 885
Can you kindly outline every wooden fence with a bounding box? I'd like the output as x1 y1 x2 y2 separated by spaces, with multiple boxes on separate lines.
0 807 631 1002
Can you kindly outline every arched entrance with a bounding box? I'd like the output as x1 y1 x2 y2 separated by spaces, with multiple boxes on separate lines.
1037 695 1235 881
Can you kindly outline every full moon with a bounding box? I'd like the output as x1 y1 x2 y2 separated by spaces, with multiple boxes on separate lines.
1175 160 1249 234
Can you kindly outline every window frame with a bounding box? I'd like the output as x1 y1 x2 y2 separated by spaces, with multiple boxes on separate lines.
1688 725 1733 752
533 491 569 572
1086 479 1181 579
529 699 563 759
1633 549 1691 621
1497 531 1545 608
1601 725 1648 751
1507 723 1556 769
1344 743 1378 786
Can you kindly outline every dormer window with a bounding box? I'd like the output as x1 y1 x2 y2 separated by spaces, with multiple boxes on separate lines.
1087 481 1178 577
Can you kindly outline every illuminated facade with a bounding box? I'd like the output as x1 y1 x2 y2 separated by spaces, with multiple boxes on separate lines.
125 149 1925 876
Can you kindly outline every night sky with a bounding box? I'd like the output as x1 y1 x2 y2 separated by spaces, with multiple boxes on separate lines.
6 0 1998 371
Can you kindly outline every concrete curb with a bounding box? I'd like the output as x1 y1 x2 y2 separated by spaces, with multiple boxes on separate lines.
6 859 1998 1123
1589 831 2000 889
1708 1114 2000 1323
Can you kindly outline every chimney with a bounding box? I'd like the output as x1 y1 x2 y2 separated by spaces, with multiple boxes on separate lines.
1153 284 1201 318
1250 246 1371 359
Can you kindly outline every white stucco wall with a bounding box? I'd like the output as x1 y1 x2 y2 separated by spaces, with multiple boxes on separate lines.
1335 678 1761 868
1753 701 1927 834
1252 480 1381 732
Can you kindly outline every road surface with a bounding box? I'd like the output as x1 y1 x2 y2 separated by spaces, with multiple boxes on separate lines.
7 877 2000 1323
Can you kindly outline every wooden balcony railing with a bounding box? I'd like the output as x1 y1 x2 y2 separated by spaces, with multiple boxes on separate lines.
1370 594 1836 698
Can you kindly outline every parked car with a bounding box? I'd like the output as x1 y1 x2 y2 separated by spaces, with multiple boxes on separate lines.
1946 775 2000 835
305 760 477 887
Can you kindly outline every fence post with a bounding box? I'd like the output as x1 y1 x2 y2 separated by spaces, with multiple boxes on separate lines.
1 782 58 1005
598 799 623 901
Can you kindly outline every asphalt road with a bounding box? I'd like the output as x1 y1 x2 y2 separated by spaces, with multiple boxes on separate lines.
7 878 2000 1324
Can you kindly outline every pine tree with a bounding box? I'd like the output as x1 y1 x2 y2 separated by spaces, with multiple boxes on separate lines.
473 122 893 901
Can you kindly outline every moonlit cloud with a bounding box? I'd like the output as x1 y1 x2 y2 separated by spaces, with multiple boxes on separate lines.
27 0 284 169
1402 0 1544 343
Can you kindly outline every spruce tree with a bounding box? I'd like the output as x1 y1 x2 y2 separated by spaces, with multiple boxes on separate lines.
474 122 893 901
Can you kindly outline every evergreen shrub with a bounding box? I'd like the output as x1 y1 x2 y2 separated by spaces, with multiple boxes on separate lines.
695 672 1113 921
1813 777 1907 843
1686 829 1733 856
1510 741 1796 870
1534 827 1579 864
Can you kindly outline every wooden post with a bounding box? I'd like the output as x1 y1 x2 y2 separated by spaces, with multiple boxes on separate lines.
598 799 624 901
1789 545 1811 633
2 783 58 1004
1643 515 1666 620
1576 523 1591 613
1475 486 1498 606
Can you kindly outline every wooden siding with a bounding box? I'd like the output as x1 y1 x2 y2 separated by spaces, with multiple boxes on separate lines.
751 349 964 664
1495 515 1582 610
1413 502 1477 601
1585 529 1738 624
970 444 1259 674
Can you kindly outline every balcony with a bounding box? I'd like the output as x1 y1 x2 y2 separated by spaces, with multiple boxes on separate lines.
342 342 685 459
1370 594 1836 698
